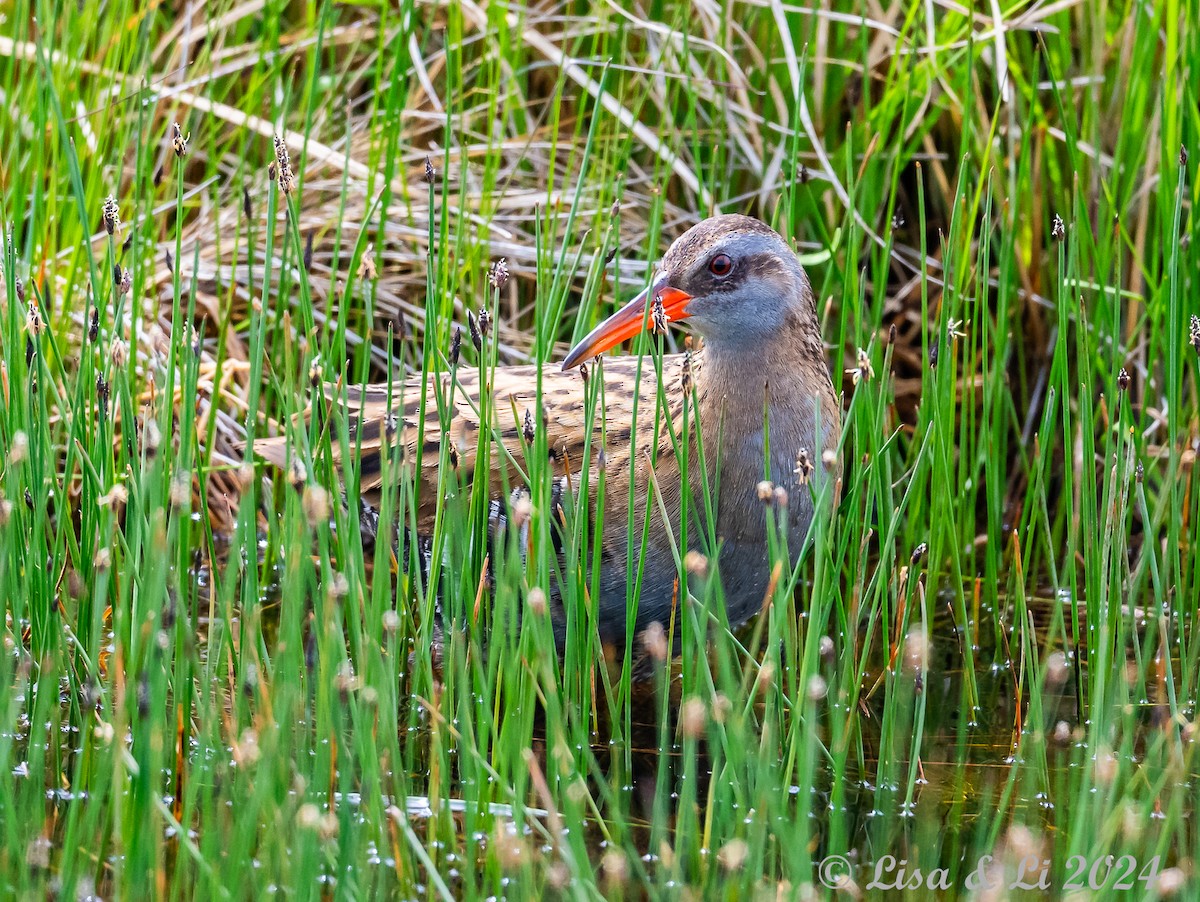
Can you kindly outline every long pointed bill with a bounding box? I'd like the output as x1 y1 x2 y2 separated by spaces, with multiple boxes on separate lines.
560 274 693 371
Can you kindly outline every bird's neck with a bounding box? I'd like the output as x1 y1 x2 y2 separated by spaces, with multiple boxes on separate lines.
694 319 836 487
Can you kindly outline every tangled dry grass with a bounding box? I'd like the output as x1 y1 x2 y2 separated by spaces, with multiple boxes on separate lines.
4 0 1186 534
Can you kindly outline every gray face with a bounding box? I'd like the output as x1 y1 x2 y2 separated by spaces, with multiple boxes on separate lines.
660 214 814 348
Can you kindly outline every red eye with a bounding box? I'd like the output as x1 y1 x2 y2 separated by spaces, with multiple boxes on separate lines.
708 254 733 277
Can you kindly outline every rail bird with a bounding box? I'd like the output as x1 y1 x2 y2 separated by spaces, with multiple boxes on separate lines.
256 214 841 664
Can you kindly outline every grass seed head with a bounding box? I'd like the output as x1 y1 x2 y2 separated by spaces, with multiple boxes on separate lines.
651 293 668 334
237 463 256 490
272 135 294 194
680 697 706 739
511 494 533 529
712 692 732 723
171 122 189 157
26 301 43 336
846 346 874 385
297 803 321 829
717 839 749 873
642 621 668 662
9 430 28 464
328 572 349 600
99 483 128 508
94 720 115 745
1189 315 1200 355
903 628 929 674
819 636 836 663
1052 721 1072 745
467 309 481 351
756 660 776 694
546 862 571 890
358 247 376 280
302 483 331 526
424 156 436 184
491 820 527 870
96 374 110 419
527 587 547 616
1045 650 1070 687
334 663 360 701
1004 825 1043 870
170 473 191 510
794 447 813 485
601 849 628 887
1156 868 1187 897
288 457 306 489
102 196 120 235
1094 748 1118 784
242 665 259 699
489 258 509 290
1118 367 1131 392
807 674 828 701
683 549 707 577
1051 213 1065 242
756 480 774 502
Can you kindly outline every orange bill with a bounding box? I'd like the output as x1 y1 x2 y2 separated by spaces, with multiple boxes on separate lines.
561 274 693 371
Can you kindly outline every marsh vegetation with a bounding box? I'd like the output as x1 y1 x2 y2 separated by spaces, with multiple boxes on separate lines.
0 0 1197 897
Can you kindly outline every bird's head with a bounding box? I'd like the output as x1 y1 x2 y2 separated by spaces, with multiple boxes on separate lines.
562 214 816 370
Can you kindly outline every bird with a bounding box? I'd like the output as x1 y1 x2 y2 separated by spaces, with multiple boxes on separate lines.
255 214 841 666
